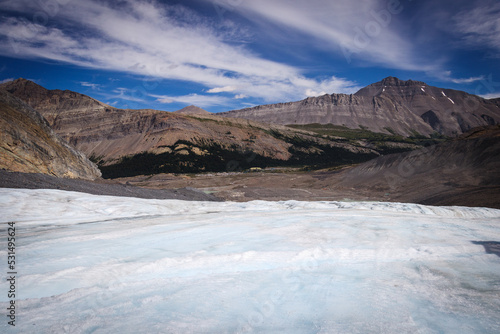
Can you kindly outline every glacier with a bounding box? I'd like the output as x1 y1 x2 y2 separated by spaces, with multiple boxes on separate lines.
1 188 500 333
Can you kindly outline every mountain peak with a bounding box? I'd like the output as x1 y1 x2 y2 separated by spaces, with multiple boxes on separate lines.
354 76 428 97
0 78 47 92
379 76 425 87
224 76 500 136
0 78 110 117
174 105 210 115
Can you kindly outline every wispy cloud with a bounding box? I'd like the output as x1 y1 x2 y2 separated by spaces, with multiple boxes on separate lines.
480 92 500 99
150 93 231 107
434 71 485 84
0 0 358 102
454 2 500 56
450 76 485 84
213 0 437 72
94 87 147 104
0 78 14 84
80 81 101 90
207 86 237 93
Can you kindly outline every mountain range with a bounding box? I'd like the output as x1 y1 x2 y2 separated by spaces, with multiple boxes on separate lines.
1 77 499 208
221 77 500 137
1 77 499 181
1 79 393 177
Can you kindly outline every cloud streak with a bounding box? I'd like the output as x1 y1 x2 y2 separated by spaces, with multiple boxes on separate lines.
0 78 14 84
0 0 494 109
454 2 500 56
213 0 436 72
0 0 358 103
80 81 101 90
150 93 232 107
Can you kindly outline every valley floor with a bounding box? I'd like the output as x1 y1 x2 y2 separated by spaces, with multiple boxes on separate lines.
116 168 500 209
1 188 500 333
2 166 499 209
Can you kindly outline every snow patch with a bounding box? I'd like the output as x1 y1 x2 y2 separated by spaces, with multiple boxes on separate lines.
441 91 447 97
447 97 455 104
420 88 425 93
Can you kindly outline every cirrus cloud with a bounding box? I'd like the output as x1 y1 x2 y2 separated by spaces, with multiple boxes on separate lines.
0 0 359 103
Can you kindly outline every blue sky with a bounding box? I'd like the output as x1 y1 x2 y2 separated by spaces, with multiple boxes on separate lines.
0 0 499 112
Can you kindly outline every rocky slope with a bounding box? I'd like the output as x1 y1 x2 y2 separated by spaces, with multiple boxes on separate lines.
337 125 500 207
117 125 500 208
1 79 388 177
0 89 101 180
221 77 500 137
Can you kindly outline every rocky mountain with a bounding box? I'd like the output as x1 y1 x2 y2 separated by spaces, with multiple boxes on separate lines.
2 79 398 178
221 77 500 137
1 78 110 120
337 125 500 208
0 89 101 180
174 105 211 115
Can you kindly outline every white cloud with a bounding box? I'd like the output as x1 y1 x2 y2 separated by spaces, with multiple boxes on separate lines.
454 2 500 55
434 71 485 84
207 86 237 93
80 81 101 90
213 0 437 72
234 94 247 99
150 93 231 107
152 95 174 104
0 0 360 103
94 87 147 103
480 92 500 99
0 78 14 84
305 89 327 97
450 76 485 84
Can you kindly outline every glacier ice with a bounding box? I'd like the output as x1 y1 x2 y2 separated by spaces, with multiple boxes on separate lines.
1 189 499 333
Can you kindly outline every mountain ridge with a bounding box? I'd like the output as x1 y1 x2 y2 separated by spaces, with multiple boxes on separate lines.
2 79 396 177
220 77 500 136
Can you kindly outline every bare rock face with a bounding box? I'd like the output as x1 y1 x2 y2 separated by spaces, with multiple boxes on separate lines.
0 89 101 180
220 77 500 137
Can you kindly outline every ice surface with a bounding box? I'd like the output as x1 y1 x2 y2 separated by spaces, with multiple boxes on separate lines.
1 189 500 333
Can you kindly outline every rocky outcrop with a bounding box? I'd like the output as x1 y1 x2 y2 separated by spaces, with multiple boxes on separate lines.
221 77 500 137
0 89 101 180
